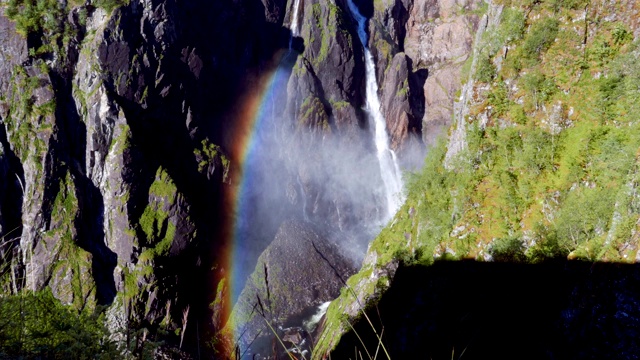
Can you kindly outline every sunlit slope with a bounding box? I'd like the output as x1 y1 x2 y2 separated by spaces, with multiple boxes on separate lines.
314 0 640 357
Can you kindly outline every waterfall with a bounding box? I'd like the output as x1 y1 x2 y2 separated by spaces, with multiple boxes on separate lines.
346 0 403 219
290 0 307 224
288 0 302 51
290 0 302 36
297 174 309 222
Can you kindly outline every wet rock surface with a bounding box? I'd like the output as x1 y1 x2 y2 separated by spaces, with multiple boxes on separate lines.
230 219 356 356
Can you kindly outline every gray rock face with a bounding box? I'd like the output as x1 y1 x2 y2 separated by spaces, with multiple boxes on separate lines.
230 219 356 355
0 0 288 346
381 52 421 155
0 11 37 276
287 0 365 138
370 0 482 148
407 0 482 146
0 12 27 96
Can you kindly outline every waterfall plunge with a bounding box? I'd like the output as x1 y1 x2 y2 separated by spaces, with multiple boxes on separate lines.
346 0 404 219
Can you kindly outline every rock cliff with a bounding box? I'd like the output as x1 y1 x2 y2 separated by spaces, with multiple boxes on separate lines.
1 0 528 356
0 0 294 352
229 220 355 357
0 0 436 355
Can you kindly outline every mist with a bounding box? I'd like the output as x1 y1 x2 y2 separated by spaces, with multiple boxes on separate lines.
229 42 420 304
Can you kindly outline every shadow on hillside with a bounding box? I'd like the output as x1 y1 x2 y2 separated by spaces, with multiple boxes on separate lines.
330 260 640 360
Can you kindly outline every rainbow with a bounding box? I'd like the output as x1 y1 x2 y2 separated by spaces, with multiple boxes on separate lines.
217 48 295 343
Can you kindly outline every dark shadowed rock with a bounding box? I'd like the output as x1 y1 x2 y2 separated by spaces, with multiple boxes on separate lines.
0 0 289 350
286 0 365 140
229 219 356 355
0 144 6 234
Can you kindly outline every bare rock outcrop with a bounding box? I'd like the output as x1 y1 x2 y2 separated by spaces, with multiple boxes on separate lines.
0 0 288 349
371 0 482 147
229 219 356 357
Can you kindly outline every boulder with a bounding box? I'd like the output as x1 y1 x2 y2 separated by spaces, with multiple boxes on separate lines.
229 219 356 356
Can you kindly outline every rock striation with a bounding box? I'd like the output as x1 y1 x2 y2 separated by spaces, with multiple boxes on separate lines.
229 220 355 357
0 0 291 351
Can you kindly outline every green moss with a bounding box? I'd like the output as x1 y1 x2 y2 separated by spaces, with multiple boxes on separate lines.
43 172 99 311
140 85 149 103
148 167 177 198
4 0 125 62
396 78 409 98
311 3 350 67
298 95 330 130
194 139 230 181
329 99 350 111
109 124 132 156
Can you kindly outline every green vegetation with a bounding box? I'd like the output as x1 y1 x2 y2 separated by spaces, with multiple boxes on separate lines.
0 289 165 359
0 290 120 358
298 95 330 130
93 0 128 13
310 3 353 67
521 17 559 65
138 167 178 257
194 139 230 181
4 0 66 37
390 0 640 266
45 172 100 311
3 0 128 63
315 3 640 356
472 7 525 82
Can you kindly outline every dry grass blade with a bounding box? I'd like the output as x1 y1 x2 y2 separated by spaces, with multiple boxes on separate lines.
340 284 391 360
180 305 190 349
260 316 298 360
342 318 372 360
373 328 384 360
254 294 309 360
310 241 391 359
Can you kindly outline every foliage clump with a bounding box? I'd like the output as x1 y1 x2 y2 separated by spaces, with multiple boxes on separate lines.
0 290 120 359
3 0 128 59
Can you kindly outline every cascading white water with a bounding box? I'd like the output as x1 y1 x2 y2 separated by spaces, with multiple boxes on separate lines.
346 0 404 219
297 174 309 222
290 0 302 36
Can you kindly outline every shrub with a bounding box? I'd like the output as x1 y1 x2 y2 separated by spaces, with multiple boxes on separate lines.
520 70 557 109
475 56 496 83
499 8 525 43
547 0 589 13
554 187 615 251
490 236 527 262
486 82 511 116
93 0 128 13
5 0 65 36
0 290 120 358
521 17 559 65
